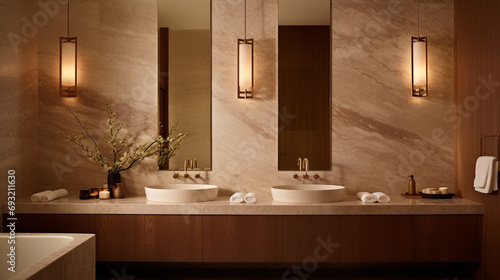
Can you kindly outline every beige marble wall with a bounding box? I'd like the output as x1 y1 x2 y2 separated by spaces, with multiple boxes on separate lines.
0 0 39 206
36 0 158 197
331 0 454 194
31 0 453 199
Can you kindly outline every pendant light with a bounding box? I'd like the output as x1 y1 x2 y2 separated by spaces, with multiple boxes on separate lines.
238 0 254 99
411 0 427 97
60 0 77 97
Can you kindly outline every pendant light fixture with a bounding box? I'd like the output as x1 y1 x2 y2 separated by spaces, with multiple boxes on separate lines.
238 0 254 99
411 0 427 97
60 0 77 97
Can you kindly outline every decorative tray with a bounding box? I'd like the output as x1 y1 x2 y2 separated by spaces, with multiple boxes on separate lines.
419 192 455 199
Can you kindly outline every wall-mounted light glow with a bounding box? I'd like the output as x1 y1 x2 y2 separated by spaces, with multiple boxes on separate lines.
411 36 427 97
411 0 427 97
60 0 77 97
60 37 77 97
238 0 253 99
238 38 253 98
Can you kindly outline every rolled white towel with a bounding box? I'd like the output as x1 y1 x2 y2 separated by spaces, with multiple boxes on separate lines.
31 190 52 202
244 192 257 203
230 192 244 203
373 192 390 203
40 189 68 202
357 192 377 203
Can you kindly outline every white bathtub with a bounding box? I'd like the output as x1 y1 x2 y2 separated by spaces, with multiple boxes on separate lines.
0 233 95 280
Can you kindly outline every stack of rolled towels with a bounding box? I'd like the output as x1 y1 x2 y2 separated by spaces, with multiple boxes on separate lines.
357 192 390 203
230 192 257 203
31 189 68 202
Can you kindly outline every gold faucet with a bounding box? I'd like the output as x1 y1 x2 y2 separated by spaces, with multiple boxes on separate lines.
184 158 191 178
192 158 197 169
303 158 309 179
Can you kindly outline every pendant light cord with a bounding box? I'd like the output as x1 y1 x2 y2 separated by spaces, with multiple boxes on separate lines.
67 0 70 38
417 0 420 38
244 0 247 40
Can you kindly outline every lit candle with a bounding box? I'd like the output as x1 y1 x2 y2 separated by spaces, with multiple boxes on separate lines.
99 190 110 199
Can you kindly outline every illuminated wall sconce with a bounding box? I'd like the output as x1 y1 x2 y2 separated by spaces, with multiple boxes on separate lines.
238 0 253 99
411 37 427 97
60 37 77 97
238 38 253 98
411 0 427 97
60 0 77 97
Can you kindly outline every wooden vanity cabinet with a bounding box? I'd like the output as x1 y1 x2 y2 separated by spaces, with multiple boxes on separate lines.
413 215 482 262
5 214 202 262
88 215 145 261
339 216 414 262
202 216 282 262
339 215 482 263
282 216 340 263
144 215 202 262
4 214 89 233
3 214 482 264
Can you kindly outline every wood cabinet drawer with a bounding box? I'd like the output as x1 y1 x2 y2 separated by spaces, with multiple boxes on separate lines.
413 215 482 262
88 215 144 261
144 215 202 262
282 216 340 263
340 216 414 262
202 216 282 262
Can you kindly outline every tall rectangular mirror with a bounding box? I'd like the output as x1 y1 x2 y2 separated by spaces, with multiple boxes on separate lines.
158 0 212 171
278 0 331 170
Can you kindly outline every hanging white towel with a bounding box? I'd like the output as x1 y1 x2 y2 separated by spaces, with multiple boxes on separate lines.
474 156 495 188
244 192 257 203
357 192 377 203
39 189 68 202
475 158 498 194
372 192 390 203
31 190 52 202
230 192 245 203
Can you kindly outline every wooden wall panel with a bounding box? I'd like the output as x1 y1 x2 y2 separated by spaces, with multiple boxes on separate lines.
282 216 340 263
455 0 500 278
144 215 202 262
339 216 413 262
202 216 282 262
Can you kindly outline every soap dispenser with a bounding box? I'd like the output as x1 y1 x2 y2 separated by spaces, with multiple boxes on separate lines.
408 175 416 195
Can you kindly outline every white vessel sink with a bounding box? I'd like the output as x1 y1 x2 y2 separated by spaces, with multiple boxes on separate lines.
145 184 218 203
271 184 345 203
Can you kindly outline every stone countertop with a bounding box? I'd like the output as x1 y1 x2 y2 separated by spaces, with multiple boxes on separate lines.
4 195 483 215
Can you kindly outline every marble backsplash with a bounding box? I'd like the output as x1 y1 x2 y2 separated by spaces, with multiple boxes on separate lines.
0 0 39 202
8 0 453 200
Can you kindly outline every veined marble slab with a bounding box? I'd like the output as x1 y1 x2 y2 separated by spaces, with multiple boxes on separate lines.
5 195 483 216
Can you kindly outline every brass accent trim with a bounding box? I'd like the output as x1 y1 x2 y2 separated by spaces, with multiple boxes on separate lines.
480 133 500 159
